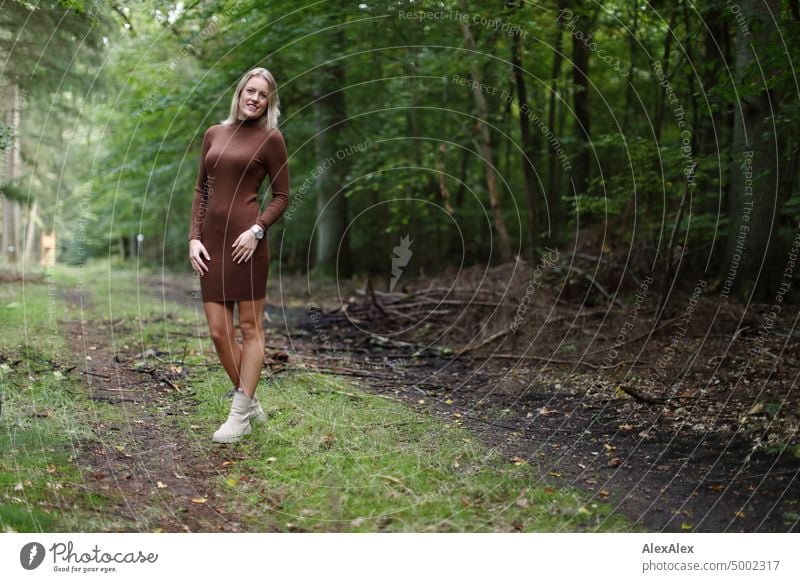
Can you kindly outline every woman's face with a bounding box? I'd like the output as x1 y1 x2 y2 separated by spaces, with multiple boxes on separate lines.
237 76 269 121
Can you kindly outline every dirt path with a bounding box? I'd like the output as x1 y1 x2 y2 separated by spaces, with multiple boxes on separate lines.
62 307 251 532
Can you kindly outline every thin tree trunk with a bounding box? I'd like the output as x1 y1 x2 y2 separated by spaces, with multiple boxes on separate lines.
24 199 38 261
509 0 538 259
3 83 20 265
621 0 638 133
571 0 591 200
547 0 567 241
459 0 512 263
653 5 679 144
313 21 352 277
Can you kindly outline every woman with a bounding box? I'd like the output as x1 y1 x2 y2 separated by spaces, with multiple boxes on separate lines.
187 67 290 443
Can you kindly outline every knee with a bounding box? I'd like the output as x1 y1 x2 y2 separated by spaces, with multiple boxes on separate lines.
209 325 234 346
240 319 264 343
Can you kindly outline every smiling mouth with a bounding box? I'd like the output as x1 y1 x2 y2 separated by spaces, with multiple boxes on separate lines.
246 104 258 110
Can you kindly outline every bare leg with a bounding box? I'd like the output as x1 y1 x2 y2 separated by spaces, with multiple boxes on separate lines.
236 296 265 398
203 300 242 389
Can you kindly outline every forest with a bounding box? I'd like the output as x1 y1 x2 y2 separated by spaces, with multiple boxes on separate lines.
0 0 798 541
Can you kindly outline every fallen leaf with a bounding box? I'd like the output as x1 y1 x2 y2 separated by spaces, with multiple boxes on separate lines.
156 481 167 489
549 471 562 477
511 455 528 466
619 423 634 431
191 498 207 504
681 522 693 530
607 457 622 468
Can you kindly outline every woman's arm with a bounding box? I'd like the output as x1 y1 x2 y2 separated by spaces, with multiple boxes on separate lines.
188 127 214 242
254 128 290 233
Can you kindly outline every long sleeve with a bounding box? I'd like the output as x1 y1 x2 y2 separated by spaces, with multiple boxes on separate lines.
255 129 290 232
188 127 213 242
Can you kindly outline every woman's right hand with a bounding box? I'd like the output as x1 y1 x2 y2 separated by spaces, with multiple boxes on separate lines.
189 239 210 276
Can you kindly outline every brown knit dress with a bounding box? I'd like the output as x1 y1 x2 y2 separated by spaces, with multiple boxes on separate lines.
188 117 290 301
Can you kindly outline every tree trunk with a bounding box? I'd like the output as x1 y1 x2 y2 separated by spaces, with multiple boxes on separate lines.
3 83 20 265
724 0 782 301
547 0 567 241
509 0 539 260
653 5 678 144
459 0 513 263
313 21 352 277
24 199 38 261
571 0 591 201
621 0 638 133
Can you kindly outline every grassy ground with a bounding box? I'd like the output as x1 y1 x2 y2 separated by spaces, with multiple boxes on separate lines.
0 259 632 532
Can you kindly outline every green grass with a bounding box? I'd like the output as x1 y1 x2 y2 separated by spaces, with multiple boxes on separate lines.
182 371 630 532
0 352 130 532
0 261 140 532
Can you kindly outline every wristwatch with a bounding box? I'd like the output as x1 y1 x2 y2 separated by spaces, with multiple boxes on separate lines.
250 225 264 240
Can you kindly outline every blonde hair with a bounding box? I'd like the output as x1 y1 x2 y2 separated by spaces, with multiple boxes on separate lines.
222 67 281 130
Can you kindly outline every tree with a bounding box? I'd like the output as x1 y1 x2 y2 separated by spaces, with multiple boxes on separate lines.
724 0 782 301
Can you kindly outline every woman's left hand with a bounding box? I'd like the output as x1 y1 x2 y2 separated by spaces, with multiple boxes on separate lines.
231 229 258 264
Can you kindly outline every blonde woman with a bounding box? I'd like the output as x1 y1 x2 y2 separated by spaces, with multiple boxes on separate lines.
187 67 290 443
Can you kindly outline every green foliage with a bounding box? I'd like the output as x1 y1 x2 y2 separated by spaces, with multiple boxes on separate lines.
3 0 800 281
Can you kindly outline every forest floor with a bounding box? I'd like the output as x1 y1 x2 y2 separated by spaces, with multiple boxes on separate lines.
1 252 797 532
1 260 630 533
148 246 799 533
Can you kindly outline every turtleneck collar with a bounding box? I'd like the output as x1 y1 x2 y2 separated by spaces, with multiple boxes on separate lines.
234 115 261 127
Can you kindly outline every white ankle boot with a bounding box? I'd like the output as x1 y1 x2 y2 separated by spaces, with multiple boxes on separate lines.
230 388 267 423
212 391 252 443
250 395 267 424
